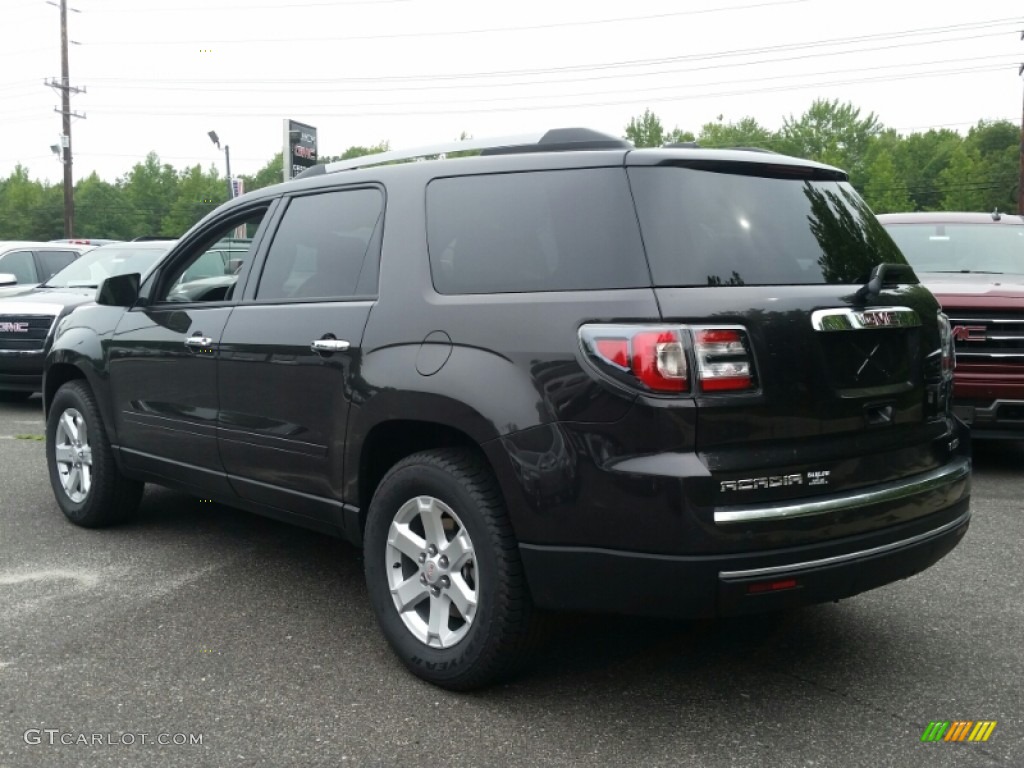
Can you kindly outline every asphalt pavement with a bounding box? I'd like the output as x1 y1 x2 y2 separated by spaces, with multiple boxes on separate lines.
0 395 1021 768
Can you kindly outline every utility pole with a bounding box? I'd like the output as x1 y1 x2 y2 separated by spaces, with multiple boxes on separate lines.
1018 33 1023 214
45 0 85 237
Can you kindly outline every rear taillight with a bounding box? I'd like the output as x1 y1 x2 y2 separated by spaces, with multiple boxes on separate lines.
693 328 753 391
580 324 756 395
937 311 955 379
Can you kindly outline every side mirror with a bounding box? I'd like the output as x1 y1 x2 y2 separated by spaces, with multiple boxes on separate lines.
97 272 141 307
0 273 17 287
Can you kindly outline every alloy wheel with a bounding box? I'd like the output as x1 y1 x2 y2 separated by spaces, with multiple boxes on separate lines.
385 495 478 649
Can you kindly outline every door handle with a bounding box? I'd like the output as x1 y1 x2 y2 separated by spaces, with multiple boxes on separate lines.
310 338 351 353
185 335 214 348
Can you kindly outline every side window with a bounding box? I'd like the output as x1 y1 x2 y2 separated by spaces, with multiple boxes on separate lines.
0 251 38 284
426 169 649 294
37 250 79 280
255 188 383 302
159 209 270 303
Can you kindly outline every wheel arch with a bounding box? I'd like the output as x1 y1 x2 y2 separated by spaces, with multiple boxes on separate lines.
44 352 118 444
355 420 490 527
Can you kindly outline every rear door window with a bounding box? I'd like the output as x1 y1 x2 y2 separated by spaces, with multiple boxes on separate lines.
255 188 383 301
426 168 649 294
36 249 79 280
628 165 905 286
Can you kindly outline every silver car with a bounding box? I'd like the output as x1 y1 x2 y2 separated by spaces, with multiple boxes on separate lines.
0 241 96 298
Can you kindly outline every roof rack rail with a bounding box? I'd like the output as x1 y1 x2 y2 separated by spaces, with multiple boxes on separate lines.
320 128 630 174
725 146 778 154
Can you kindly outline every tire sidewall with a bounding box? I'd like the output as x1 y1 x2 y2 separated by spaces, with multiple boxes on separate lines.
46 383 106 525
364 458 504 685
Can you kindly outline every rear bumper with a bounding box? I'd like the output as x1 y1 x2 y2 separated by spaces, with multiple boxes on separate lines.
954 399 1024 439
520 501 970 619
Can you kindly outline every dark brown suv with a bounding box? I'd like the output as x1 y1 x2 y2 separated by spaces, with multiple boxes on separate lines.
42 129 970 689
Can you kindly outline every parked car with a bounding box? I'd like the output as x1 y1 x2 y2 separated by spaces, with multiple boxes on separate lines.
0 241 175 400
49 238 120 246
878 211 1024 439
0 241 95 298
42 128 969 689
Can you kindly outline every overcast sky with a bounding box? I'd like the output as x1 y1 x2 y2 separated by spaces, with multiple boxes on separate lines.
1 0 1021 185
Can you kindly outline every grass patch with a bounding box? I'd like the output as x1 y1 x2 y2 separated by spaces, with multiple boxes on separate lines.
14 434 44 441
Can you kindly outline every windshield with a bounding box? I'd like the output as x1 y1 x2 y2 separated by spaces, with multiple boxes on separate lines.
628 166 906 286
43 245 169 288
882 223 1024 275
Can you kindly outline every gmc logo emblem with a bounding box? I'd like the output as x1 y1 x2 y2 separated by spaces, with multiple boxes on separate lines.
860 311 894 327
951 325 986 342
0 321 30 333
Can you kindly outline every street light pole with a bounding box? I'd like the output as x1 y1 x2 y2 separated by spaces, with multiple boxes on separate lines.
224 144 233 200
207 130 233 200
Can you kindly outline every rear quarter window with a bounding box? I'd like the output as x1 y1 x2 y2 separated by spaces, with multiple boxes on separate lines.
426 168 649 294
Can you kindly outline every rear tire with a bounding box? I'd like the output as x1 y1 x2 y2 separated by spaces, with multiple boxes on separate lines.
364 448 542 690
46 380 143 527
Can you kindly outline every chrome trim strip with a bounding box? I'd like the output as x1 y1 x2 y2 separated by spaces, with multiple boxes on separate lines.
0 349 45 356
714 458 970 524
811 306 920 331
719 511 970 580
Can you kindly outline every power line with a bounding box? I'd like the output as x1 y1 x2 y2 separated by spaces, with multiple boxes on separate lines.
76 63 1016 118
85 0 812 43
81 14 1016 50
87 0 411 10
74 52 1021 99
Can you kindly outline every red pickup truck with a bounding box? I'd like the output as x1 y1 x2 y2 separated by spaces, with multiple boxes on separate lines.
879 212 1024 439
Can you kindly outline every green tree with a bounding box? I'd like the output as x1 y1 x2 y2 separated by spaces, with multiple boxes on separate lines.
697 116 774 150
938 143 986 211
240 152 284 194
624 109 666 148
0 165 42 238
163 164 224 236
75 172 132 239
962 120 1019 213
862 150 913 214
887 128 961 211
778 99 882 186
119 152 181 237
337 141 390 161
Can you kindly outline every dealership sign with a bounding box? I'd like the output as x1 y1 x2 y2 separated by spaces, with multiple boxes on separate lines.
283 119 318 181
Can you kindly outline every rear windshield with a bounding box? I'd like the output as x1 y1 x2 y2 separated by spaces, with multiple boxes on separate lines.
882 223 1024 275
628 166 905 286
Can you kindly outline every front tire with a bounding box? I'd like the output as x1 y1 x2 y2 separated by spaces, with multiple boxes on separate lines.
46 380 143 527
364 448 542 690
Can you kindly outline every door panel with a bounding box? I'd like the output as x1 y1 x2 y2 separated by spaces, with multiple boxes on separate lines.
216 186 383 520
107 203 275 494
217 302 372 514
110 306 232 491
